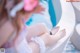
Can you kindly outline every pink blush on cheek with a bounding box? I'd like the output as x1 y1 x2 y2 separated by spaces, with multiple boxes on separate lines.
24 4 34 11
24 0 38 11
32 1 38 8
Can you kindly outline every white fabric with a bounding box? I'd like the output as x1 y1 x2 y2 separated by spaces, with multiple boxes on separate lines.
5 47 16 53
17 38 32 53
31 37 46 53
10 1 24 17
3 31 17 53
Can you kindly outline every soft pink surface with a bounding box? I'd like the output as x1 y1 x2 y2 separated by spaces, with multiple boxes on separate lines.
24 0 38 11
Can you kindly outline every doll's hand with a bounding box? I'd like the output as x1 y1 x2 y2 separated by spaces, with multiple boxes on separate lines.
40 28 66 47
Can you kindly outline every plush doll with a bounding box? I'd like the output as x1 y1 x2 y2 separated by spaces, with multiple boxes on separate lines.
0 0 66 53
10 0 65 53
24 0 38 11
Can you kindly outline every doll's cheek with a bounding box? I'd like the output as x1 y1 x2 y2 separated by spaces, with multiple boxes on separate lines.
24 4 34 11
31 1 38 7
24 0 38 11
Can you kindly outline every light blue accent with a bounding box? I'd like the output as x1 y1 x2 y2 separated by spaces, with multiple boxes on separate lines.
26 0 56 27
48 0 56 27
26 18 32 26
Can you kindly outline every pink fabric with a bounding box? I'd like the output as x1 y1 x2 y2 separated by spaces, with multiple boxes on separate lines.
24 0 38 11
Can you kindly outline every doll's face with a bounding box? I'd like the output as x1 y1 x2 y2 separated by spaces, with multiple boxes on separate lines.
24 0 39 11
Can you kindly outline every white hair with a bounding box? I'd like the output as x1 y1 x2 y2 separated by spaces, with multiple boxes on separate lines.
10 1 24 18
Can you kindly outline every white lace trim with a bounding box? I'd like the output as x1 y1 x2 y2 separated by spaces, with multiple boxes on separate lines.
17 38 32 53
31 37 46 53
